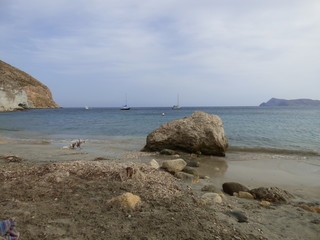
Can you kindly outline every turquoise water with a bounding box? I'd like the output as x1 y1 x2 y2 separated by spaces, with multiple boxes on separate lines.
0 107 319 155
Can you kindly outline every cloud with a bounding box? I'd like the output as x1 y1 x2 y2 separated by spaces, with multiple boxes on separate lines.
1 0 320 106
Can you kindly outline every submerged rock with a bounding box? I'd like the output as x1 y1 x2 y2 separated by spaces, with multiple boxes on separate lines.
142 111 228 156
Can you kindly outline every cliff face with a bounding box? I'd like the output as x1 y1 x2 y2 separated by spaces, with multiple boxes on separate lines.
0 60 60 111
260 98 320 107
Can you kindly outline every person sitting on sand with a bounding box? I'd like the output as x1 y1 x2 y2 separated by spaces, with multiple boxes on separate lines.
0 219 19 240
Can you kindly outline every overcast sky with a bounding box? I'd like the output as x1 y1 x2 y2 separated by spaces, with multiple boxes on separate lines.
1 0 319 107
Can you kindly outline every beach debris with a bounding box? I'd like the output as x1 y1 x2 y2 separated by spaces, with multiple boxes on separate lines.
175 172 199 183
43 170 70 183
92 157 109 161
0 219 20 239
162 159 187 173
69 139 86 149
1 154 23 163
142 111 228 156
107 192 141 210
125 167 146 181
201 193 223 204
201 185 216 193
250 187 293 203
222 182 250 196
297 205 320 213
226 211 248 223
148 159 160 169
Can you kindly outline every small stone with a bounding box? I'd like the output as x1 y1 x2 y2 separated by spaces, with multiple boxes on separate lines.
201 193 223 204
182 166 199 176
175 172 198 182
187 161 200 167
149 159 160 169
238 191 254 199
107 192 141 210
260 201 271 207
227 211 248 223
201 185 216 192
162 159 187 173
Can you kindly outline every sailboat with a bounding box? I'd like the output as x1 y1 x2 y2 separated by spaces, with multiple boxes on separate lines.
172 94 182 110
120 94 131 110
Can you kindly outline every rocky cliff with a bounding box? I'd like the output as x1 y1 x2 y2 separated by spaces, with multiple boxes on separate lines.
0 60 60 111
260 98 320 107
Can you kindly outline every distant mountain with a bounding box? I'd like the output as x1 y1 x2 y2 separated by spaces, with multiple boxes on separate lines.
0 60 60 112
260 98 320 107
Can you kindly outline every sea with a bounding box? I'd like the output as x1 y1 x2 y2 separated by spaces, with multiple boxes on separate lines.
0 106 319 157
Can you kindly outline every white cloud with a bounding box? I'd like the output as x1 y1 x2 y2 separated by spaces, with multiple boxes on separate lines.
1 0 320 106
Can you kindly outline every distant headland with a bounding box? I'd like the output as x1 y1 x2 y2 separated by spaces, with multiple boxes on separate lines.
260 98 320 107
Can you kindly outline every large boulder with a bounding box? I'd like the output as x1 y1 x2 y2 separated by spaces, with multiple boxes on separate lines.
142 111 228 156
0 60 60 112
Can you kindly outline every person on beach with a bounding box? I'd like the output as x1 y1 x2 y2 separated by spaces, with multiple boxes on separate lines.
0 219 19 240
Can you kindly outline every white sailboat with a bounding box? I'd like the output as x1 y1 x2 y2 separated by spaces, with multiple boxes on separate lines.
172 94 182 110
121 94 131 110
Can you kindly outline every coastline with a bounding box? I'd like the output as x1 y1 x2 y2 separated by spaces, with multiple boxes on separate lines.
0 138 319 239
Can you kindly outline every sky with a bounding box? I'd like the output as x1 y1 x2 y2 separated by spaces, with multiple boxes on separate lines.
0 0 319 107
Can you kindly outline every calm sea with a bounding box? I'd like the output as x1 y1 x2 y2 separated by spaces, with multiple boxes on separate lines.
0 107 319 156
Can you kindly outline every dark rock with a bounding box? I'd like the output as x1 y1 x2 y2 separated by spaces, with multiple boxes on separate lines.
222 182 250 196
187 161 200 167
227 211 248 223
142 111 228 156
182 166 199 176
250 187 293 203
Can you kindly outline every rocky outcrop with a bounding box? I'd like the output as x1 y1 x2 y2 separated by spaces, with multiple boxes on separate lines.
142 111 228 156
0 60 60 111
260 98 320 107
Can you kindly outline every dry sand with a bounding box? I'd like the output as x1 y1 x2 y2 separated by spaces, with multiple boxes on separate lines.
0 139 319 240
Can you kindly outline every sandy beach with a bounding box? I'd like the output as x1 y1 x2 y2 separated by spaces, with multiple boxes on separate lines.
0 138 319 239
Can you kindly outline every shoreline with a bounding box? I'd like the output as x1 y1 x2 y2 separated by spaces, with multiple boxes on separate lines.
1 138 319 239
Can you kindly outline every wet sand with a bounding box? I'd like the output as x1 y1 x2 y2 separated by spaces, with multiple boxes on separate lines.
0 138 319 239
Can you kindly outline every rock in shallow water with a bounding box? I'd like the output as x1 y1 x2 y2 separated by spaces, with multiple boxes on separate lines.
142 111 228 156
162 159 187 173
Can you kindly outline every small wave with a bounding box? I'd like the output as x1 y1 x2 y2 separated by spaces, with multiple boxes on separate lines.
0 127 20 132
228 146 320 157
